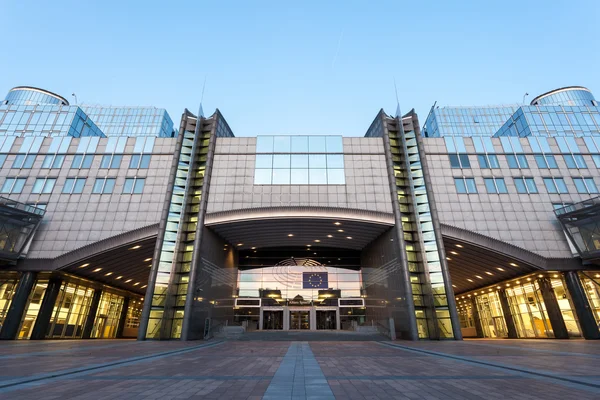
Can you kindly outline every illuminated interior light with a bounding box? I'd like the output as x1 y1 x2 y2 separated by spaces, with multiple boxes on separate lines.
496 267 505 272
144 258 152 262
125 279 133 283
116 276 123 280
288 234 294 237
141 285 147 289
251 247 256 250
485 272 493 276
346 236 352 239
129 245 141 250
455 244 463 248
337 229 344 232
475 275 483 279
446 257 451 261
105 272 113 276
79 263 90 269
237 243 243 246
450 251 458 255
509 263 518 267
92 268 102 272
334 222 341 226
314 240 320 243
133 282 140 286
466 278 473 282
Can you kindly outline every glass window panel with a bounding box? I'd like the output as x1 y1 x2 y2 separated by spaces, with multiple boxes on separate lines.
574 154 587 168
256 136 273 153
525 178 538 193
449 154 461 168
327 169 345 184
308 136 326 153
458 154 470 168
586 178 599 193
309 169 327 184
272 169 290 184
92 179 104 193
291 154 309 168
140 155 151 168
42 155 54 168
82 155 94 168
543 178 557 193
309 154 327 168
517 154 529 168
32 179 45 193
42 179 55 194
62 178 75 194
564 155 576 168
326 136 343 153
574 178 587 193
110 155 122 168
465 178 477 193
123 178 134 194
326 154 344 168
484 178 496 193
129 155 140 169
100 155 111 168
290 169 309 184
1 179 13 193
496 178 507 193
454 178 466 193
103 178 115 193
291 136 309 153
272 154 290 168
506 155 518 168
514 178 527 193
134 178 145 193
73 178 85 193
555 178 568 193
488 154 499 168
12 179 25 193
254 169 272 184
273 136 291 152
255 155 272 169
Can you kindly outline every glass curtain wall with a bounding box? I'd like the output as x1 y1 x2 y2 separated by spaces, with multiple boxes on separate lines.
46 282 95 338
92 292 124 338
552 277 581 337
580 272 600 325
18 279 48 339
0 274 19 328
505 282 552 338
475 292 508 338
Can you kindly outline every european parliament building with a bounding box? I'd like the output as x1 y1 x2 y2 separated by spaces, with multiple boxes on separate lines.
0 85 599 341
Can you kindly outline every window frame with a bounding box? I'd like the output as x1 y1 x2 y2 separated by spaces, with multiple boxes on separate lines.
62 178 86 194
0 177 27 194
573 177 599 194
31 177 57 194
514 177 538 194
483 177 508 194
543 177 568 194
122 177 145 194
92 177 116 194
454 177 477 194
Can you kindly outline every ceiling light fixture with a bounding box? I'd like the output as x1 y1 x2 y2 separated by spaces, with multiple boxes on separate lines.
129 245 141 250
346 236 352 239
509 263 518 267
141 285 147 289
466 278 473 282
327 235 333 238
314 240 320 243
288 234 294 237
237 243 243 246
450 251 458 255
446 257 451 261
307 244 312 247
455 244 463 248
133 282 140 286
337 229 344 232
496 267 505 272
92 268 102 272
79 263 90 268
144 258 152 262
251 247 256 250
105 272 113 276
334 222 341 226
116 276 123 280
125 279 133 283
485 272 493 276
475 275 483 279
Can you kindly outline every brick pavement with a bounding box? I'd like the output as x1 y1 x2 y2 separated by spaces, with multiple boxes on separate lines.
0 339 599 399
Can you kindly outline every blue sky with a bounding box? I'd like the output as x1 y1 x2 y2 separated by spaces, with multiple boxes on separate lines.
0 0 598 136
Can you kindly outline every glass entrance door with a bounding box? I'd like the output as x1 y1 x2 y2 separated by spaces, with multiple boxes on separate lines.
290 311 310 330
263 310 283 330
316 310 336 330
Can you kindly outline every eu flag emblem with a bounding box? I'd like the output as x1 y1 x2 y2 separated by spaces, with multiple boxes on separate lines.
303 272 328 289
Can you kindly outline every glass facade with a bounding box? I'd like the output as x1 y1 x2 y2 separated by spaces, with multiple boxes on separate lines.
0 104 104 137
531 88 597 107
580 272 600 325
254 136 345 185
0 273 19 329
4 87 68 106
46 282 95 339
423 105 519 137
92 292 124 338
81 106 175 138
18 278 48 339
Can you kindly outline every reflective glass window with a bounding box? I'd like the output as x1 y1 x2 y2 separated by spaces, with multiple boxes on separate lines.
92 178 116 194
291 136 309 153
514 177 538 194
123 178 145 194
573 178 599 194
543 178 568 194
256 136 274 153
309 154 327 168
449 154 461 168
308 136 326 153
454 178 477 194
1 178 26 194
326 136 343 152
272 169 290 184
484 178 507 194
291 154 309 168
326 154 344 168
12 154 36 169
290 169 309 184
32 178 56 194
0 154 6 169
255 155 273 169
254 169 272 184
477 154 499 168
273 154 290 168
592 155 600 168
273 136 291 152
309 169 327 184
327 169 345 184
535 154 557 169
63 178 86 194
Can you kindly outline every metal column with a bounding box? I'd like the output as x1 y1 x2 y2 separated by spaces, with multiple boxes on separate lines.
537 277 569 339
82 289 102 339
564 272 600 340
498 289 518 339
30 277 63 340
0 272 37 340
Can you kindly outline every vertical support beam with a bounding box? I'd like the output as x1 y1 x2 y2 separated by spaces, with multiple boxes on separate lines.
564 271 600 340
309 308 316 331
0 272 37 340
30 277 62 340
336 310 341 330
116 297 130 338
537 277 569 339
498 289 518 339
283 308 290 331
259 309 264 331
470 297 484 338
82 289 102 339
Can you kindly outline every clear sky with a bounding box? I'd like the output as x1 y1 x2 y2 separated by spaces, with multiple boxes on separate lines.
0 0 598 136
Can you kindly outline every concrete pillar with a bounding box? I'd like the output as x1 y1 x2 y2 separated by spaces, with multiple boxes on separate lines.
258 308 264 331
537 277 569 339
30 277 63 340
336 310 341 330
309 308 316 331
470 296 485 338
82 289 102 339
564 272 600 340
283 308 289 331
498 289 518 339
116 297 130 338
0 272 37 340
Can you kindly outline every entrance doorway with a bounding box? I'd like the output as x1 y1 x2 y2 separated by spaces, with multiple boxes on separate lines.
290 311 310 330
263 310 283 330
316 310 336 330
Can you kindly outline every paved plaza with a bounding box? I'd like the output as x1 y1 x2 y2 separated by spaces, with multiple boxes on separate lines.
0 338 599 399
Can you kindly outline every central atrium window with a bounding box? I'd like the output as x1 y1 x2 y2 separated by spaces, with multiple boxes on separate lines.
254 135 345 185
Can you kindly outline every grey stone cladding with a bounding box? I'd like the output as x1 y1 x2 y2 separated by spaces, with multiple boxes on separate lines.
422 136 600 258
0 137 177 259
207 137 392 213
